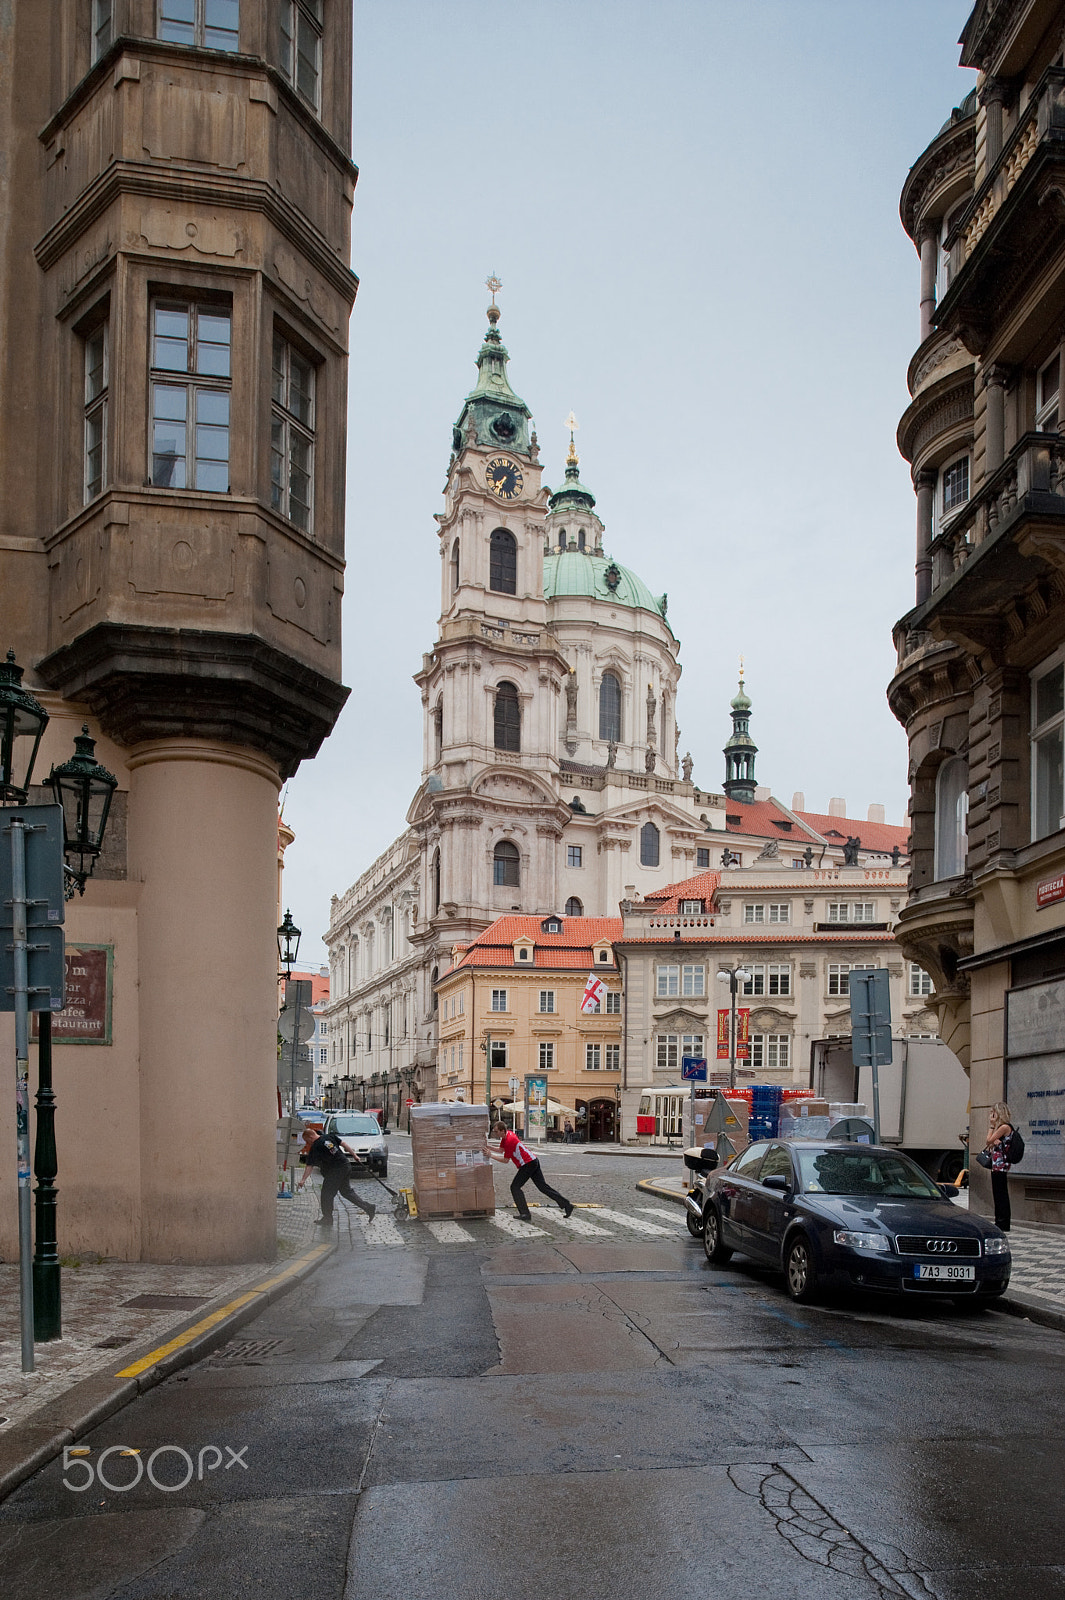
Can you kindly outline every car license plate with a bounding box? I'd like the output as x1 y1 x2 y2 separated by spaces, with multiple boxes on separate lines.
914 1263 975 1281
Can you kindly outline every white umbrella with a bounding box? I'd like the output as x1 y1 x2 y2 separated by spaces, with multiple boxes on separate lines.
498 1097 577 1117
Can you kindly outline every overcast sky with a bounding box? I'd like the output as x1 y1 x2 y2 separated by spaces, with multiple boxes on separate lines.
282 0 978 968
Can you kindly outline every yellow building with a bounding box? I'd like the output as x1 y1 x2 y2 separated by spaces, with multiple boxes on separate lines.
436 916 624 1142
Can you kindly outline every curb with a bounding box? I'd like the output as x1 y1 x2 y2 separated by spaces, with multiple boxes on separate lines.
636 1177 691 1203
590 1147 684 1160
0 1238 333 1505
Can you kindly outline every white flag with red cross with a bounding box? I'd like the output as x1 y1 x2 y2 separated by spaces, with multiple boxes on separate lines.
580 973 606 1013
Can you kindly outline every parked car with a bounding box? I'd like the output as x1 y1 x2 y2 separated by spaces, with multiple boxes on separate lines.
686 1140 1010 1304
323 1111 388 1178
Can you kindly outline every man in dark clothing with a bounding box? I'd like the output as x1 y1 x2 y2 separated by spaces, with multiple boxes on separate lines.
484 1122 574 1221
298 1128 376 1227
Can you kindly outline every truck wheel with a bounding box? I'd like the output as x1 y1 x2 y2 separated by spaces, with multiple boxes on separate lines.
935 1151 964 1184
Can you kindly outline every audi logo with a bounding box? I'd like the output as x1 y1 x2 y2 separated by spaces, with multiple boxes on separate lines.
925 1239 958 1254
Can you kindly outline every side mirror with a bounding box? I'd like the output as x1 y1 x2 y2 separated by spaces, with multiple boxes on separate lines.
762 1173 790 1193
382 1129 391 1137
939 1182 958 1199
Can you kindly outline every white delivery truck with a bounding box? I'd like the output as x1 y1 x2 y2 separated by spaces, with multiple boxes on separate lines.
811 1036 970 1183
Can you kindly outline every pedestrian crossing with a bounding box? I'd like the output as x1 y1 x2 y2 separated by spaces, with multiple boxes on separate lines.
320 1198 689 1249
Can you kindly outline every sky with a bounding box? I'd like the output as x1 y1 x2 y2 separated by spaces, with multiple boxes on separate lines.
282 0 979 968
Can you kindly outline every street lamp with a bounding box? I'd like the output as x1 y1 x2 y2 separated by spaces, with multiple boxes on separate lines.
46 726 117 898
277 909 301 979
0 650 48 802
717 966 752 1091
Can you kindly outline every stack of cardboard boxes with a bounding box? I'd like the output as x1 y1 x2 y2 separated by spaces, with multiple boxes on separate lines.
410 1103 496 1217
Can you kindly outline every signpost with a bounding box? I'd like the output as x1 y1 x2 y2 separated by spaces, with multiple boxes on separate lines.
682 1055 707 1148
525 1073 548 1143
849 968 892 1144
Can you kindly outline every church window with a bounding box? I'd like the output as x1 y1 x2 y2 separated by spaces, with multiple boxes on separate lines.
159 0 240 51
567 845 582 868
640 821 660 867
494 682 521 752
493 840 520 887
577 529 586 551
490 528 517 594
599 672 622 744
280 0 322 112
271 332 315 532
450 540 460 593
150 301 231 491
432 848 441 914
431 965 439 1013
565 897 583 916
558 529 567 551
696 848 710 869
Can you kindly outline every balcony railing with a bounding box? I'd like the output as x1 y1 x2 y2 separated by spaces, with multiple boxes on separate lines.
928 432 1065 594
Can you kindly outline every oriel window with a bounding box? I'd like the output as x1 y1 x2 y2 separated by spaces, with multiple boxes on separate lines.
271 333 315 531
84 324 108 502
159 0 240 51
150 302 231 491
280 0 323 112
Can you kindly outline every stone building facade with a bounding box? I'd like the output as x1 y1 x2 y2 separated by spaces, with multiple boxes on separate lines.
0 3 356 1261
889 0 1065 1223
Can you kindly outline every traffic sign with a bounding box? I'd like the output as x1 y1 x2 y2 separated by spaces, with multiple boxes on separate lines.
681 1056 708 1082
278 1005 314 1044
0 806 65 929
850 969 892 1067
406 1097 415 1107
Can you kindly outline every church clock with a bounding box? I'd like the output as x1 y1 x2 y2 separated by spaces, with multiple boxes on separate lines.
486 457 524 500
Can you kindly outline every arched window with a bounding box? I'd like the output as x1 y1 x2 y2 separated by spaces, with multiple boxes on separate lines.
493 839 520 887
640 821 660 867
934 757 968 879
565 896 583 916
433 701 443 762
432 847 441 913
431 965 439 1014
490 528 517 594
494 681 521 751
558 529 567 551
577 529 586 552
599 671 622 743
450 539 460 593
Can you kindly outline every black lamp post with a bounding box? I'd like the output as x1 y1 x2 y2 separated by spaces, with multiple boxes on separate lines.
0 650 49 803
46 725 118 898
277 909 301 979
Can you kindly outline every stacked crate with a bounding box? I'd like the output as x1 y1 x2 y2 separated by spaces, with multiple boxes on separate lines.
747 1083 784 1141
410 1103 496 1217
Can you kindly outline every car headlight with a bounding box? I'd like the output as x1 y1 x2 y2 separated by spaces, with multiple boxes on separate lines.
983 1236 1010 1256
833 1230 891 1252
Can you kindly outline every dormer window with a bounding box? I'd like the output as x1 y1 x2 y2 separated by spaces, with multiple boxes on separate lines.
679 899 704 915
518 948 530 961
542 917 562 934
597 949 609 963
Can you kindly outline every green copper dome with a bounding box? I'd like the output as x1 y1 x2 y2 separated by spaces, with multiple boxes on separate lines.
452 305 533 457
543 550 670 627
548 460 596 513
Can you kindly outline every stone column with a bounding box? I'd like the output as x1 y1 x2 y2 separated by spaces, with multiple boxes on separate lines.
127 739 281 1263
915 467 937 605
984 363 1009 475
919 222 939 343
980 78 1007 168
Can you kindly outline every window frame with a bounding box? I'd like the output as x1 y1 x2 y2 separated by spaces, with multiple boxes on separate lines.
605 991 621 1014
149 298 232 493
605 1043 620 1071
493 839 520 888
751 1033 790 1070
489 527 517 595
656 964 679 998
270 328 316 533
538 990 555 1014
279 0 323 113
539 1041 555 1072
585 1043 601 1071
598 670 622 744
490 988 508 1013
937 453 970 528
827 962 876 997
493 681 521 752
1037 350 1061 434
567 844 583 868
158 0 241 51
679 899 704 916
696 848 710 869
83 321 108 503
92 0 113 63
744 902 790 925
565 897 583 917
1032 651 1065 843
934 755 970 874
909 964 934 997
640 821 660 867
826 901 877 924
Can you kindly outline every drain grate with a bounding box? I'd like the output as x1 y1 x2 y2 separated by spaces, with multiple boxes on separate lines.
123 1294 210 1310
206 1337 296 1366
94 1334 135 1349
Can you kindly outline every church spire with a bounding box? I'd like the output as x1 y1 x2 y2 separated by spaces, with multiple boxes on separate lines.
547 410 597 513
723 659 758 802
451 277 533 458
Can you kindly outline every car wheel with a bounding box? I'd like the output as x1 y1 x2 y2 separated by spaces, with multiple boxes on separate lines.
785 1234 818 1303
702 1206 733 1264
686 1206 704 1239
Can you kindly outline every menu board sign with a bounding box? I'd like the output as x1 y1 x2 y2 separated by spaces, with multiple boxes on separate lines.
33 944 113 1045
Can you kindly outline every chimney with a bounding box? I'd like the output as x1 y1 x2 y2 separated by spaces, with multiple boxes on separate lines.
828 797 846 817
791 791 805 812
867 803 885 824
754 785 770 801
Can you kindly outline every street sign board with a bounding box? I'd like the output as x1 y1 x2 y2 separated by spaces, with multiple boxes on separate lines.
0 805 66 928
850 968 893 1067
278 1004 315 1044
681 1056 708 1082
0 926 65 1012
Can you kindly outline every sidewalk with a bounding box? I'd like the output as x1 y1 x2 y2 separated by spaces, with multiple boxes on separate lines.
0 1189 329 1501
636 1174 1065 1329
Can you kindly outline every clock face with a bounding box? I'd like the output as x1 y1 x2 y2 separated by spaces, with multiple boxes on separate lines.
486 457 524 500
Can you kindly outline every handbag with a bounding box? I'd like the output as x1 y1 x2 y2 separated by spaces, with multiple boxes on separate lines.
976 1149 992 1169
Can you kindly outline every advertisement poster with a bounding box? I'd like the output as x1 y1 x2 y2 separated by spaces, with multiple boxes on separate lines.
716 1007 750 1060
32 944 113 1045
1006 980 1065 1176
525 1073 548 1141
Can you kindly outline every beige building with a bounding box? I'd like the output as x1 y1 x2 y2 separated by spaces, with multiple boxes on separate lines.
435 916 624 1143
890 0 1065 1224
0 4 356 1261
616 859 928 1140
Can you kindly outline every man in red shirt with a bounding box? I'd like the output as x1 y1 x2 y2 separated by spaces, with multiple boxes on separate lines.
484 1121 574 1221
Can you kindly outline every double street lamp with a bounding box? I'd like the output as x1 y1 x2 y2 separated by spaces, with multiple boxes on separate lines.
717 965 752 1092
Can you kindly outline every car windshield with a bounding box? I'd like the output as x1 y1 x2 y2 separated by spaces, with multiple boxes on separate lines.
331 1115 380 1136
796 1147 943 1199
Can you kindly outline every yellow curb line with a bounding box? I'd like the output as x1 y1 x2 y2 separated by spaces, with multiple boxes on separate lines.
635 1178 692 1203
114 1242 332 1379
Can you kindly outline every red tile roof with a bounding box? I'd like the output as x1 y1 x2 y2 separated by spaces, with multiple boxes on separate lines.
617 930 895 946
792 810 909 856
290 969 330 1004
446 915 623 973
644 870 720 910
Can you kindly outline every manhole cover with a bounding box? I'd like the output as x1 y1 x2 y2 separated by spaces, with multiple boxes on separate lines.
123 1294 210 1310
206 1337 296 1366
94 1334 135 1349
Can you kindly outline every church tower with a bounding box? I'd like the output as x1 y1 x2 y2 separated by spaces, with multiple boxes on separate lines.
723 669 758 802
411 288 571 962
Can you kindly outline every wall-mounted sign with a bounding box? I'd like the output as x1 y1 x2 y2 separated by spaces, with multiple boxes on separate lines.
32 944 113 1045
716 1007 750 1060
1037 873 1065 910
1006 979 1065 1177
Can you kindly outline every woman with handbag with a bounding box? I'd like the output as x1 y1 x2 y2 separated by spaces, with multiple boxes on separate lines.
982 1101 1014 1232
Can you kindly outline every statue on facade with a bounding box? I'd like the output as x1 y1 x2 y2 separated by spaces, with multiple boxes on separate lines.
681 751 693 783
646 684 656 742
891 844 901 866
606 740 617 769
843 835 861 865
644 747 656 774
756 838 779 860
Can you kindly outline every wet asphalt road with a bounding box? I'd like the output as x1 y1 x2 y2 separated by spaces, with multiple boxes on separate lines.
1 1142 1062 1600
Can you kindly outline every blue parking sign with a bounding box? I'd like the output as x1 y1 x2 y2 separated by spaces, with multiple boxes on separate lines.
681 1056 708 1082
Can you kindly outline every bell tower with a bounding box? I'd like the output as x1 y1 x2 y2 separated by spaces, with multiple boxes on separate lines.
723 665 758 802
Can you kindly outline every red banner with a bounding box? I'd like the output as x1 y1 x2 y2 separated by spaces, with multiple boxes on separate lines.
717 1007 750 1060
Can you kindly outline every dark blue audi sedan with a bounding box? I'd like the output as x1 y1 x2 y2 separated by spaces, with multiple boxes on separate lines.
686 1140 1011 1303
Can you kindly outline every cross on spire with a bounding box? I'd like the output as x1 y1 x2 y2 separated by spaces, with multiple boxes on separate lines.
565 410 579 466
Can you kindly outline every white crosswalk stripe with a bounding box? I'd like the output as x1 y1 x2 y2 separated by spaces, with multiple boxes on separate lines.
426 1219 476 1244
637 1206 686 1228
591 1207 675 1236
360 1212 408 1249
490 1213 548 1239
535 1210 611 1237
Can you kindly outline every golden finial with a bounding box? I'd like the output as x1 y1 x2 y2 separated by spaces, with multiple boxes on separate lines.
739 653 745 683
564 410 579 467
485 274 502 306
